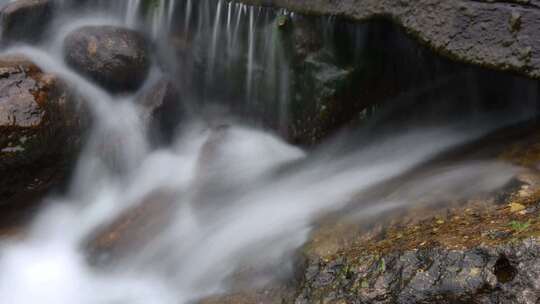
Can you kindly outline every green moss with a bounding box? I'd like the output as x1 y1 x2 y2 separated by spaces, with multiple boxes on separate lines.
378 258 386 273
509 220 531 232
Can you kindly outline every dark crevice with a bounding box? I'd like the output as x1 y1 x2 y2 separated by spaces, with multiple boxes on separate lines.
494 255 517 284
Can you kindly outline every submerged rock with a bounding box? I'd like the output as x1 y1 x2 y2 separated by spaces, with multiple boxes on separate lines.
63 25 150 93
85 190 178 266
0 55 85 207
137 77 184 143
0 0 53 44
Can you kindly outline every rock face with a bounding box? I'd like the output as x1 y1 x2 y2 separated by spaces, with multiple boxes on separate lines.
0 0 53 43
296 239 540 304
238 0 540 80
0 55 84 208
63 26 150 93
293 132 540 304
197 125 540 304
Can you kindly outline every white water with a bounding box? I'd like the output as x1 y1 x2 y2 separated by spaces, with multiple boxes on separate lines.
0 0 525 303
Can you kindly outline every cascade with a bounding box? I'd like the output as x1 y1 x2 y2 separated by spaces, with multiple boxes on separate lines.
0 1 536 304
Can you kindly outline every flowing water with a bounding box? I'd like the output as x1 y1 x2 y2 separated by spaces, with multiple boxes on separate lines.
0 0 530 303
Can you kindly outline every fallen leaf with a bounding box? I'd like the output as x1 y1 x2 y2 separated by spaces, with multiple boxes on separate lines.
509 202 526 213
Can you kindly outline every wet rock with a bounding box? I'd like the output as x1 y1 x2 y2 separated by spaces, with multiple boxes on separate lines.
63 25 150 93
137 78 184 143
201 285 297 304
0 55 85 207
290 52 355 145
0 0 53 44
291 132 540 303
296 239 540 304
281 16 323 63
280 16 360 145
85 190 178 266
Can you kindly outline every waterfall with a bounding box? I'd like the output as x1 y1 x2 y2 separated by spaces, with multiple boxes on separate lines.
49 0 292 129
126 0 141 27
246 6 255 103
0 1 528 304
178 0 293 132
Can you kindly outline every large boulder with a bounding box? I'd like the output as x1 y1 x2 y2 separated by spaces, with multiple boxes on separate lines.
0 0 53 44
63 25 151 93
0 55 85 208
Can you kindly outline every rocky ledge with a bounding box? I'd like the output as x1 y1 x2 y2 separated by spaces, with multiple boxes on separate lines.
235 0 540 80
198 125 540 304
294 126 540 304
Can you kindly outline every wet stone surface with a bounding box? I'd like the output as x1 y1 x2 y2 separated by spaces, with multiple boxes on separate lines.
0 0 53 44
63 25 151 93
0 55 85 211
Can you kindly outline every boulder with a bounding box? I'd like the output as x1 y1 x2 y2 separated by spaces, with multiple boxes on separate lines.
63 25 150 93
0 0 53 44
0 55 85 208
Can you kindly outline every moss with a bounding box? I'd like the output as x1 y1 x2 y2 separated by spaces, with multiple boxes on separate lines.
509 220 531 232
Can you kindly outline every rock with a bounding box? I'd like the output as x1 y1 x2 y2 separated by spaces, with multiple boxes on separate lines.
237 0 540 80
201 286 297 304
281 16 323 63
63 25 150 93
85 190 178 266
278 16 360 145
0 55 85 208
296 239 540 304
289 52 355 145
0 0 53 44
294 145 540 304
137 78 184 143
289 127 540 304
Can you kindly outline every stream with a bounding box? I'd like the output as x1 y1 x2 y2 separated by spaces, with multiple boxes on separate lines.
0 0 534 303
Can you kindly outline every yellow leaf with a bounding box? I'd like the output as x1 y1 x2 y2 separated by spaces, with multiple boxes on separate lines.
509 202 526 213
